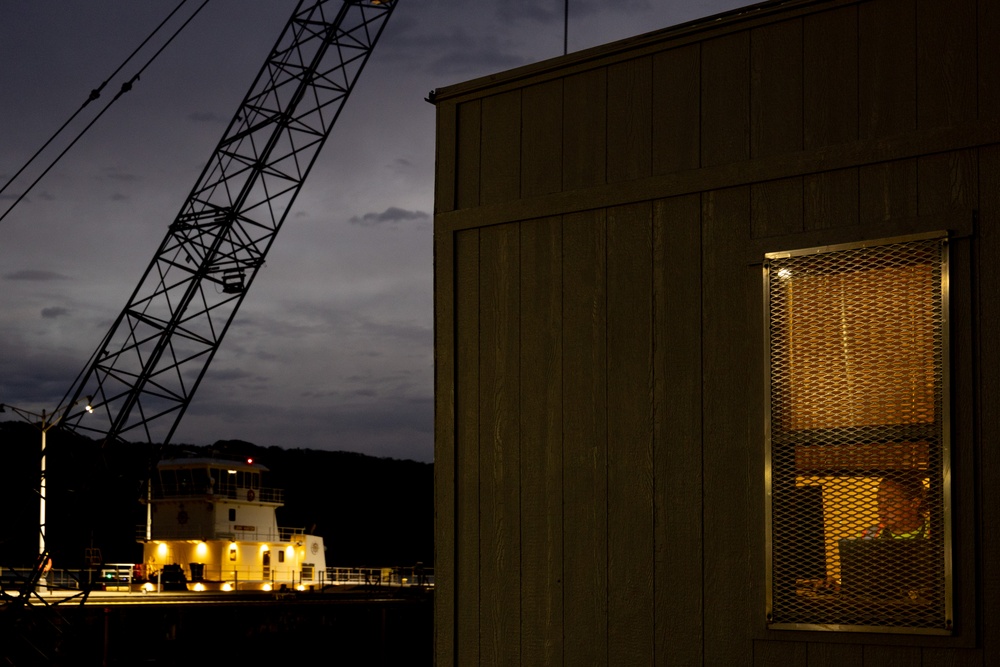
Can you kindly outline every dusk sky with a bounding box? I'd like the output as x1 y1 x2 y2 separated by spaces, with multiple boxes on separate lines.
1 0 748 462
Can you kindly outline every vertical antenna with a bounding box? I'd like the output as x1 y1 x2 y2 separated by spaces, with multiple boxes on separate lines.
563 0 568 55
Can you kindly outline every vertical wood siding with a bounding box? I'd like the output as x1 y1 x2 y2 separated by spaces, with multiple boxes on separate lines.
652 44 701 175
607 59 653 183
520 83 563 199
454 229 481 665
701 187 754 666
518 217 563 665
563 70 608 191
916 0 977 130
653 194 704 665
479 224 521 665
606 202 654 663
455 101 481 210
859 0 917 139
561 209 609 665
701 32 750 167
803 5 858 150
434 0 996 664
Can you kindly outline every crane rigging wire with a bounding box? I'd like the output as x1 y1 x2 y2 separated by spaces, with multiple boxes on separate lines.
0 0 194 201
0 0 212 226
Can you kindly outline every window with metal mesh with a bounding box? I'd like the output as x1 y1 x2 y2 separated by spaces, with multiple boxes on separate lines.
764 233 951 633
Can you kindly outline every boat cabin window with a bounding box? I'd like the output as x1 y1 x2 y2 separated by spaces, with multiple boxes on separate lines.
158 467 215 495
236 470 260 490
158 468 195 495
160 469 176 494
217 468 260 497
192 467 211 493
218 469 235 496
156 462 263 498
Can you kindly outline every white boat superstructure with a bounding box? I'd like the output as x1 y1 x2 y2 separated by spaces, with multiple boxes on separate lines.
140 457 327 591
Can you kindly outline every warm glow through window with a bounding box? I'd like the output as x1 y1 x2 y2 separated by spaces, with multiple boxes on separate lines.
765 233 951 634
776 263 938 431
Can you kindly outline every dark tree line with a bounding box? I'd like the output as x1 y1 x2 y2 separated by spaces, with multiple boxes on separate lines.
0 422 432 570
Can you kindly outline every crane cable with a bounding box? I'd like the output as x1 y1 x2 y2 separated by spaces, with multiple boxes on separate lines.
0 0 213 225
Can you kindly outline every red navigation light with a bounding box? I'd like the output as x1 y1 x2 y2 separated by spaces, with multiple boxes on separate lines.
247 457 254 465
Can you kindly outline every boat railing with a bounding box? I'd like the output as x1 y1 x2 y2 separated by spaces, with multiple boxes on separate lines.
0 566 133 593
177 564 435 589
3 563 435 593
322 565 434 588
135 525 310 542
278 526 308 541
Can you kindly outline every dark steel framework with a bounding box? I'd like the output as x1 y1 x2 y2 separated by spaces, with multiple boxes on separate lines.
56 0 397 446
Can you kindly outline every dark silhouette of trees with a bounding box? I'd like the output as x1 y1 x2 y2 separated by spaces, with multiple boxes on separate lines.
0 422 432 569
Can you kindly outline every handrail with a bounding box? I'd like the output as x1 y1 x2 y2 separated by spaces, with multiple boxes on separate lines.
134 525 309 542
2 563 435 594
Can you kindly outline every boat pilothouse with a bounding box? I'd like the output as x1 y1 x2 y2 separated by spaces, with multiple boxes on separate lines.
141 457 327 591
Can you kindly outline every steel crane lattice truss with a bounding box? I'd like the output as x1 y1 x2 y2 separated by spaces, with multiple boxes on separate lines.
57 0 397 446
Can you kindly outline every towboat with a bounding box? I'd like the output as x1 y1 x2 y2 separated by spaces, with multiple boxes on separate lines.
140 457 326 592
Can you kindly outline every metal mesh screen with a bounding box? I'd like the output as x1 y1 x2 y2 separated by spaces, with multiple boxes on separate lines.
764 234 951 633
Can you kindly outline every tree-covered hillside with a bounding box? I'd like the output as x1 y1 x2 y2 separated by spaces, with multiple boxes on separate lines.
0 422 432 570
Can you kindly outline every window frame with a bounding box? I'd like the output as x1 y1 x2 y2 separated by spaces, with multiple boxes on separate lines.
763 231 954 635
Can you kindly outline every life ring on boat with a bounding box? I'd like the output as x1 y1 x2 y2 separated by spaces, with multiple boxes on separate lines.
247 489 255 501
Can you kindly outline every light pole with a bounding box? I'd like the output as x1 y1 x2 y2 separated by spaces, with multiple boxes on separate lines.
0 396 91 587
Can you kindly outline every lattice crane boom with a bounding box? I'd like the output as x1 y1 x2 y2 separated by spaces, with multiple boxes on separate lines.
56 0 397 445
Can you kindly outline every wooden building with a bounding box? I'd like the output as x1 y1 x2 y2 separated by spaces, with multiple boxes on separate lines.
431 0 998 663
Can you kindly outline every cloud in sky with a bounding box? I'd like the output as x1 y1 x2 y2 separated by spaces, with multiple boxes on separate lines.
349 206 428 227
5 270 69 281
41 307 70 319
0 0 749 462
